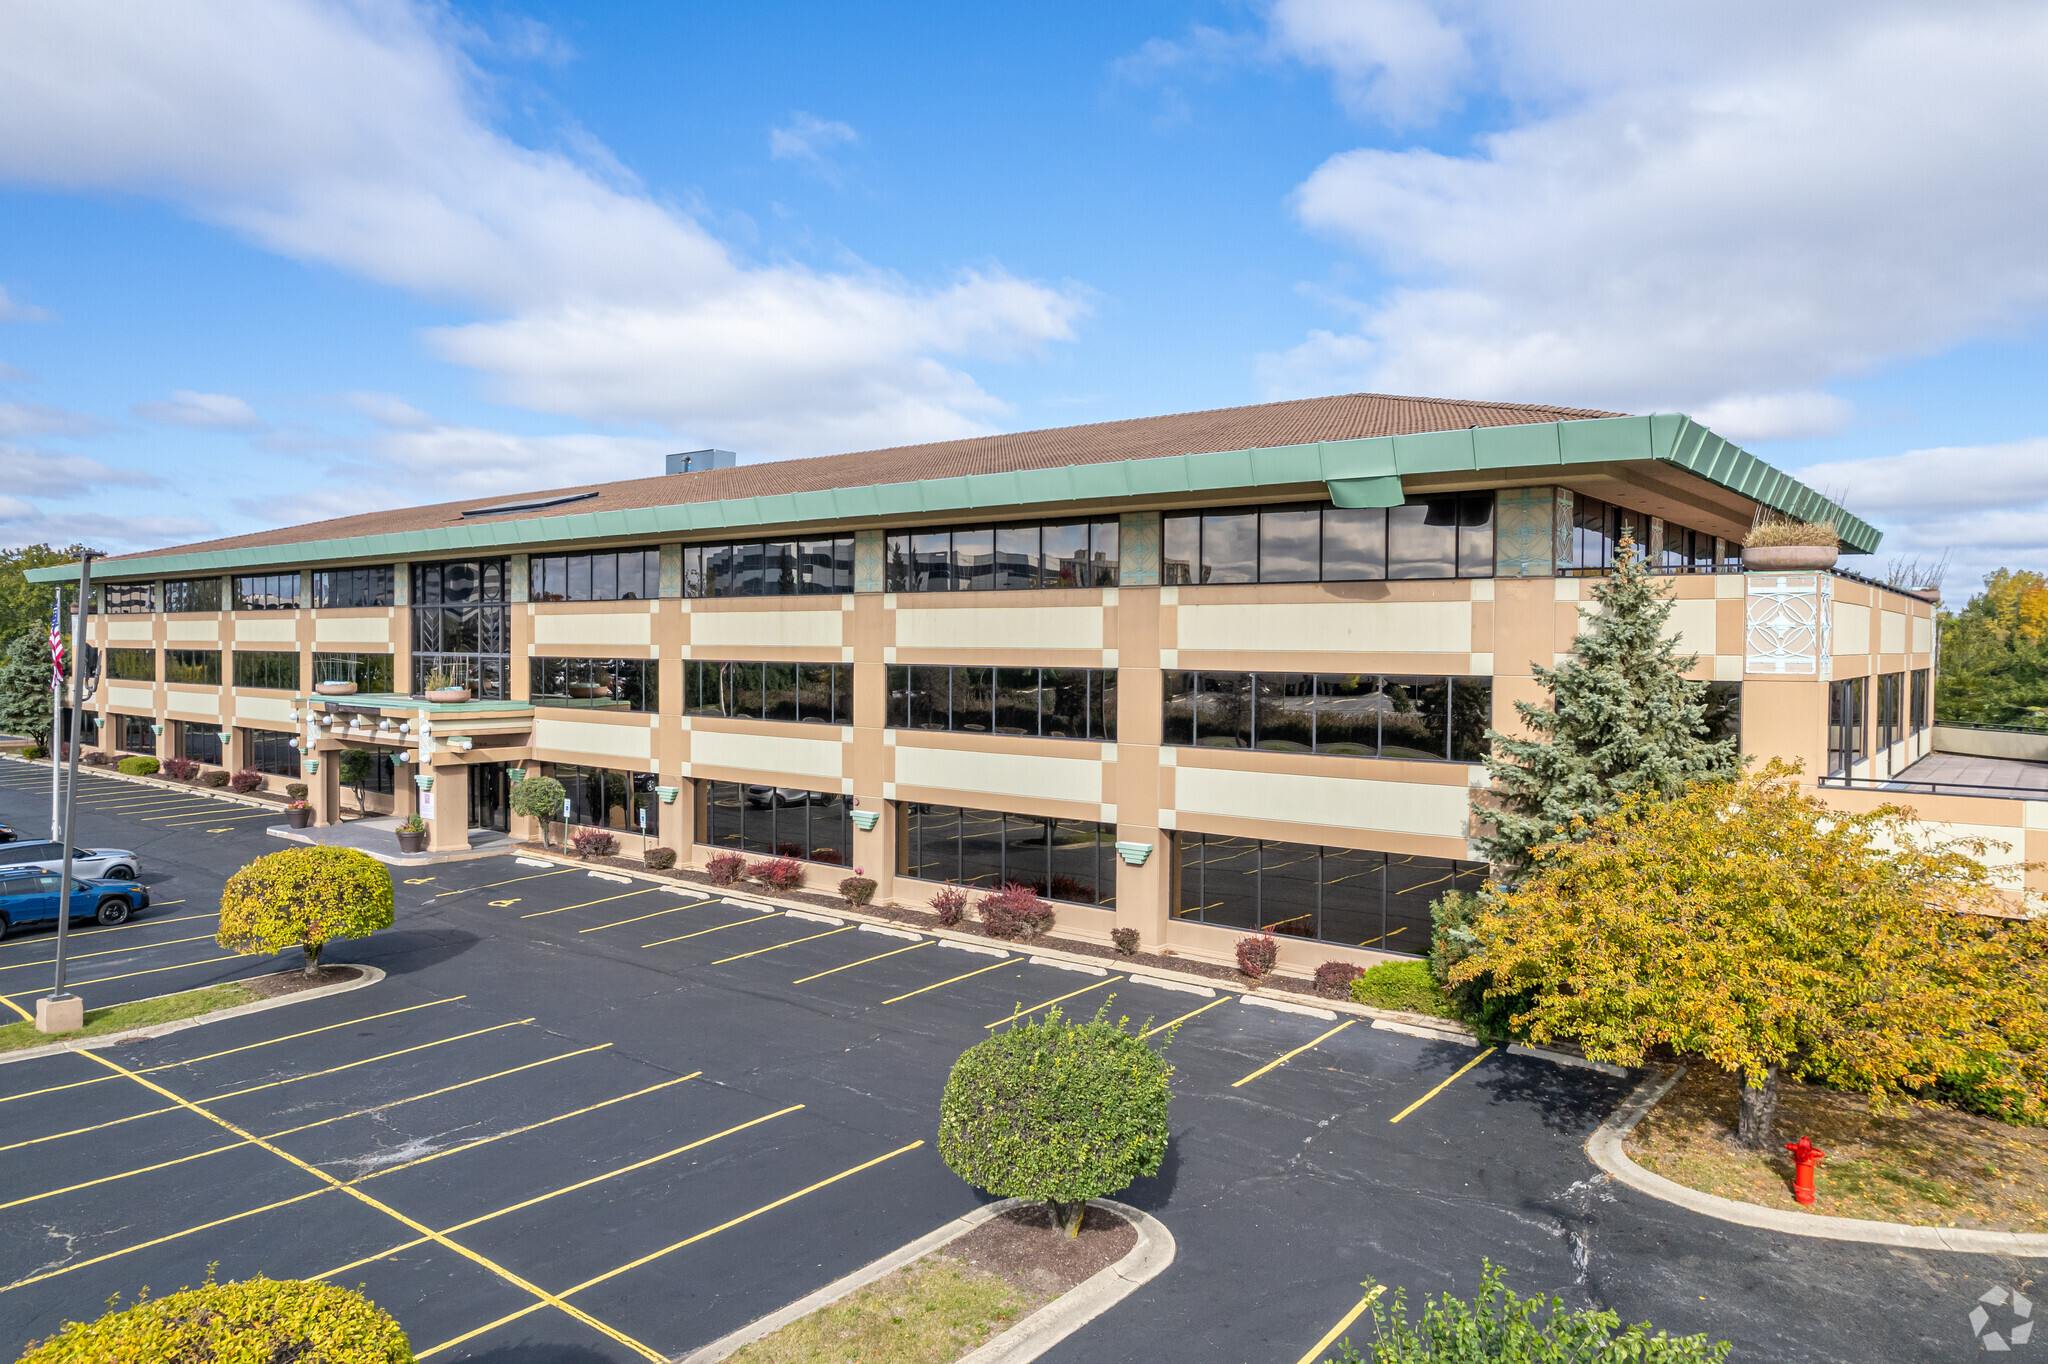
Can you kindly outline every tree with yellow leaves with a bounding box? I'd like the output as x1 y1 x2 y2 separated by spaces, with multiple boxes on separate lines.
1451 761 2046 1147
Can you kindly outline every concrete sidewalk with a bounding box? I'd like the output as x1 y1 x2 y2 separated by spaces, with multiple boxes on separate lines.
266 813 512 865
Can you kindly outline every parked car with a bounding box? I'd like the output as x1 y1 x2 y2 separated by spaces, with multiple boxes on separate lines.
0 873 150 935
745 786 814 808
0 821 14 843
0 840 140 880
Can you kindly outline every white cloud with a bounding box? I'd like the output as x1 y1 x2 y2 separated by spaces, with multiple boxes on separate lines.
0 497 215 552
0 360 31 382
343 391 435 430
0 445 158 498
0 1 1083 459
769 112 860 182
132 389 265 430
1256 2 2048 441
0 286 51 322
0 400 107 438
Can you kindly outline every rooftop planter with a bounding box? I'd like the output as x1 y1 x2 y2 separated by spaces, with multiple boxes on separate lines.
1744 517 1840 573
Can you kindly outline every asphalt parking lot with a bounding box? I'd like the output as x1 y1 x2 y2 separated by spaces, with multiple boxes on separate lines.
0 755 2033 1362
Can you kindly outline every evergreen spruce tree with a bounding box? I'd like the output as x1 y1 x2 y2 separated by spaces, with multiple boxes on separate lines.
0 633 54 744
1477 531 1741 878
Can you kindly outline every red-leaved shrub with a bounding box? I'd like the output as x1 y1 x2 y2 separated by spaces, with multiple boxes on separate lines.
229 768 263 794
161 757 199 781
931 884 968 928
570 828 617 859
705 851 747 887
750 857 805 891
1314 960 1364 997
1236 929 1279 980
977 882 1053 940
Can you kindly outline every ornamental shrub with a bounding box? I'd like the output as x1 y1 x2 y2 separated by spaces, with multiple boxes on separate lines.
82 750 112 768
229 767 263 794
1235 928 1278 979
117 755 160 776
1327 1260 1728 1364
750 856 805 891
570 828 617 859
16 1273 415 1364
203 768 228 787
286 782 309 801
644 846 678 871
21 743 46 760
507 774 567 848
931 884 968 928
839 876 877 908
161 756 199 781
1112 927 1141 957
1315 960 1364 996
977 882 1052 940
217 845 395 977
938 1004 1173 1237
705 850 748 887
1350 961 1458 1019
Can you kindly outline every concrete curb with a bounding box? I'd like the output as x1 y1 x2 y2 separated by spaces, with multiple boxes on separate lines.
515 849 1498 1047
1588 1065 2048 1257
673 1197 1174 1364
0 965 385 1067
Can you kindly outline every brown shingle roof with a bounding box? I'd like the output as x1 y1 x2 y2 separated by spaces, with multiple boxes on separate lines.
112 389 1621 565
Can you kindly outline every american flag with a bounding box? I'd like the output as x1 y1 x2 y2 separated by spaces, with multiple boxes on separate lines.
48 595 63 688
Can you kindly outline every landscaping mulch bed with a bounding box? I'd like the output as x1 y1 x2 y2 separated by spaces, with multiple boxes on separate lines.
242 964 363 999
944 1203 1137 1300
528 842 1350 1003
1628 1065 2048 1231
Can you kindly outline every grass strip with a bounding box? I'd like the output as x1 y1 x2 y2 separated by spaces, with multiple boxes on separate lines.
728 1258 1029 1364
0 983 257 1053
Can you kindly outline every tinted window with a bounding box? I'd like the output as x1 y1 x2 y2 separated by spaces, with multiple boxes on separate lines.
1387 499 1458 580
1200 512 1257 584
1258 508 1320 582
1320 508 1386 581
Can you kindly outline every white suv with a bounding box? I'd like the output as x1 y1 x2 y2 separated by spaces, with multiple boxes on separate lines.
0 841 141 881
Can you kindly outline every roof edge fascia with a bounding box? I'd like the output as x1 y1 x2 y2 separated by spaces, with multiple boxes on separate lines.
31 413 1878 583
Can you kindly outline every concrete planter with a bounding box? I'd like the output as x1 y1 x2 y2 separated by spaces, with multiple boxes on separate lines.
396 829 427 854
1742 544 1838 572
423 688 472 704
313 681 358 696
286 807 312 829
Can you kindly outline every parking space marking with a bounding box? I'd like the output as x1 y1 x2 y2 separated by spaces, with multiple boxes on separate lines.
0 931 220 973
1138 994 1235 1039
1294 1285 1386 1364
710 924 853 964
519 887 658 919
426 868 576 900
881 957 1012 1004
61 1047 668 1362
642 911 784 948
578 896 716 933
159 810 289 828
1231 1019 1359 1088
144 806 281 824
1 1184 334 1293
313 1103 805 1280
415 1138 927 1360
790 938 931 984
0 908 209 951
985 975 1127 1029
2 1036 606 1163
1387 1047 1496 1124
0 951 244 1001
200 1019 538 1107
0 995 464 1108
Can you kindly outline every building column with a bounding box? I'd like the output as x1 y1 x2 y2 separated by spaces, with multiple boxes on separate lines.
1112 825 1167 951
424 760 470 853
307 738 341 827
658 774 693 856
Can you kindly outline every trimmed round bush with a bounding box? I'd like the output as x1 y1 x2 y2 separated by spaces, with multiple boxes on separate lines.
1350 959 1456 1018
202 769 229 787
644 846 678 871
839 875 877 907
117 755 160 776
229 767 263 794
569 828 617 859
161 756 199 781
217 845 395 977
507 774 566 847
16 1274 413 1362
939 1005 1172 1236
977 882 1052 940
705 850 747 887
1315 960 1364 997
82 750 113 767
1112 927 1141 957
749 856 805 891
1235 928 1278 979
286 782 310 801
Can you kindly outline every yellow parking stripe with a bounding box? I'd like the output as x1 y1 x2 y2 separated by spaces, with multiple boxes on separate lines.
428 868 576 898
1138 993 1234 1039
578 896 715 932
0 905 203 950
791 938 931 983
642 911 783 947
1387 1048 1495 1124
60 1049 668 1362
159 809 286 827
0 952 244 1000
519 887 657 919
415 1140 925 1360
0 932 218 973
881 957 1011 1004
1231 1019 1359 1088
143 805 277 823
313 1103 802 1280
1294 1286 1387 1364
0 995 465 1107
985 976 1126 1029
711 925 852 964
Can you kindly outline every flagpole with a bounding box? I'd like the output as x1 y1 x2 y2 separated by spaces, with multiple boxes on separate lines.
48 585 63 840
38 553 96 1033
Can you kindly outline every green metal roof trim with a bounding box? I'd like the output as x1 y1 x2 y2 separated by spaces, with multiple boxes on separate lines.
32 412 1877 583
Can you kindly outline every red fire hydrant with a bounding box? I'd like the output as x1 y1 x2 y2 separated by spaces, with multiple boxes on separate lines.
1785 1137 1825 1205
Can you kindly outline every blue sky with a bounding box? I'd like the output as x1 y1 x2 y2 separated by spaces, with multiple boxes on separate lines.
1 1 2043 591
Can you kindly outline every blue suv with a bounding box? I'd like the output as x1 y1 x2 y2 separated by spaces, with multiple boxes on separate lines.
0 874 150 936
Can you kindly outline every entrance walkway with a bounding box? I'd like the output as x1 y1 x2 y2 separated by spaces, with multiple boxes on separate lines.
266 814 513 865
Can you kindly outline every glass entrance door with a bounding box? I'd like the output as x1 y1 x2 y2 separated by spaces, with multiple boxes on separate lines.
467 763 509 832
